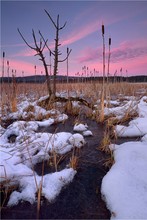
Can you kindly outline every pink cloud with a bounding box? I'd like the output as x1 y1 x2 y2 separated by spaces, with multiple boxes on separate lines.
83 55 147 77
12 48 36 57
2 42 28 48
11 6 139 60
111 39 147 63
61 20 100 47
76 38 147 65
0 59 44 77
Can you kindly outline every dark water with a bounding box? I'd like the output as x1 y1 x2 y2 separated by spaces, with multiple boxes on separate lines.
1 117 110 219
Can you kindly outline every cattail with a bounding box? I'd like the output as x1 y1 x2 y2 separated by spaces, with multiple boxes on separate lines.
7 61 10 84
2 51 5 77
109 37 111 46
66 47 69 86
102 24 105 36
100 23 105 122
107 37 112 78
49 51 52 76
34 65 37 83
67 47 69 54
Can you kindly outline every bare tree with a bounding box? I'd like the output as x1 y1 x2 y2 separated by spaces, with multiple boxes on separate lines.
17 28 52 96
18 10 71 99
44 10 72 96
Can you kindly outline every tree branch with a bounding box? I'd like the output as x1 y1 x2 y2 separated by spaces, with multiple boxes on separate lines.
59 22 67 30
39 30 55 56
58 49 72 63
17 28 36 50
44 9 57 29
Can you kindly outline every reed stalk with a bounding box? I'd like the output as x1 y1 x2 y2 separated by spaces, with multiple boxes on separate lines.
100 23 105 122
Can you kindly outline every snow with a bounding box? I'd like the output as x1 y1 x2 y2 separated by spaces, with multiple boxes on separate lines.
104 100 138 119
73 123 93 136
0 125 5 135
115 97 147 137
115 118 147 137
73 123 88 132
101 95 147 219
0 95 85 206
83 130 93 136
0 124 83 205
42 168 76 202
68 133 85 148
138 96 147 117
8 168 76 206
101 142 147 219
1 92 147 216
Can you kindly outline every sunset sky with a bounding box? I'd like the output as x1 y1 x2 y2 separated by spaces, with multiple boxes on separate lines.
1 0 147 77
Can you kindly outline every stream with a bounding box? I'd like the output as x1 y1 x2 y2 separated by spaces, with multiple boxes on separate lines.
1 116 110 219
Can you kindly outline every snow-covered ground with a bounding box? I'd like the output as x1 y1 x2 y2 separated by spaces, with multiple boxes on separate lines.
101 96 147 219
0 95 87 206
1 92 147 219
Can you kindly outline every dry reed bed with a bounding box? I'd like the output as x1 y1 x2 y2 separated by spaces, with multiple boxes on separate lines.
1 82 147 105
0 81 146 217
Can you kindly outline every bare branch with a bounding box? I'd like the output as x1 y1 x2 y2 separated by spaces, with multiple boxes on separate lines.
39 30 55 56
44 9 57 29
17 28 35 50
58 49 72 63
32 29 39 51
42 39 48 51
59 22 67 30
45 10 66 30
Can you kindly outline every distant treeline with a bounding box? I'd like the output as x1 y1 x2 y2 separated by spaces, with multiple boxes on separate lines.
0 75 147 83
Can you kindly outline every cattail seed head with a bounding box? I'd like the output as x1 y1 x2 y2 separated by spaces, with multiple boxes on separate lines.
109 37 111 46
102 24 105 35
3 52 5 58
67 47 69 53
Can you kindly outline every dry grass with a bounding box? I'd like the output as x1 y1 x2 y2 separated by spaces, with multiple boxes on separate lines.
0 80 147 214
103 151 114 168
99 130 111 154
1 81 147 107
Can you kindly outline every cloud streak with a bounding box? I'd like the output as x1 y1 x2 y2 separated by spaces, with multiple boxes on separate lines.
76 39 147 64
0 59 44 76
12 5 134 58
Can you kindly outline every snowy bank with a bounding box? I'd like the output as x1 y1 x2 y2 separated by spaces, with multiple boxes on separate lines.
101 96 147 219
101 141 147 219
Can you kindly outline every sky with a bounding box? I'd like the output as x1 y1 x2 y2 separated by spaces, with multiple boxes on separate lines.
1 0 147 77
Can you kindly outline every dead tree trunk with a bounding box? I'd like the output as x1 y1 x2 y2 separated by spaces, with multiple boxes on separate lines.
18 10 71 99
17 28 52 96
44 10 72 97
